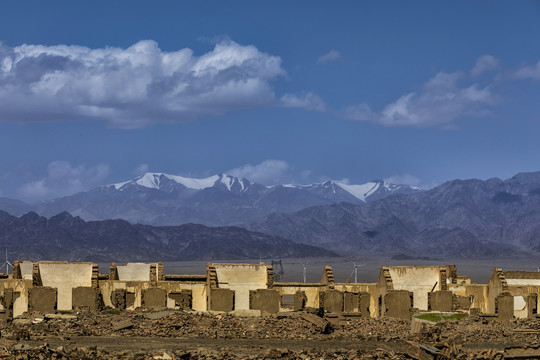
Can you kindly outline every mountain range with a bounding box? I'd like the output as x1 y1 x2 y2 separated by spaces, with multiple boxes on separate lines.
0 173 420 226
248 171 540 257
3 170 540 259
0 210 336 262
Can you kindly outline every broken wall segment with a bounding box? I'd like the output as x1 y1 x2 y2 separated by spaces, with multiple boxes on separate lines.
35 262 96 311
29 286 56 313
168 290 192 310
72 287 102 312
209 288 234 312
320 290 343 313
294 291 307 311
142 288 167 309
111 289 126 309
428 291 453 312
384 290 413 320
342 292 370 316
250 289 280 313
496 292 514 320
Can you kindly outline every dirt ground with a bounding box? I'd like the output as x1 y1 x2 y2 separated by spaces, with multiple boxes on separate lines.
2 308 540 359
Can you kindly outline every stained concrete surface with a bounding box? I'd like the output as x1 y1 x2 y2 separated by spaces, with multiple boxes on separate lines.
384 290 412 320
209 288 234 312
72 287 101 311
250 289 280 313
29 287 56 313
142 288 167 308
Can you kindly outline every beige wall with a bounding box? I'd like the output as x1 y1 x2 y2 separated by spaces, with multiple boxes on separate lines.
116 263 152 282
387 267 441 311
213 263 268 311
38 262 94 311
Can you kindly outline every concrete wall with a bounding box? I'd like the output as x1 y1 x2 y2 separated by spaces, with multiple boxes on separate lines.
212 263 269 311
2 261 539 319
115 263 152 282
386 266 443 311
38 262 94 311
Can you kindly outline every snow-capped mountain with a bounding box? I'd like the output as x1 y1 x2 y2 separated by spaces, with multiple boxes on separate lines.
19 172 421 226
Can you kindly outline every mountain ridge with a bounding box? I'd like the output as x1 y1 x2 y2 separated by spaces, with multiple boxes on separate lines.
247 171 540 258
0 210 337 262
0 172 420 225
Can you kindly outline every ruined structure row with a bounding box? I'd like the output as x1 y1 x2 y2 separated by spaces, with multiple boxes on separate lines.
0 261 537 320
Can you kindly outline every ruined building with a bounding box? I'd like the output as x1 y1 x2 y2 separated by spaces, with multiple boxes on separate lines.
0 261 537 320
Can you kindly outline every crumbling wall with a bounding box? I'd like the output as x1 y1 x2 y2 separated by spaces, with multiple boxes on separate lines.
488 268 508 314
72 287 102 311
211 263 269 311
387 266 443 311
428 291 453 312
29 287 57 313
37 262 95 311
321 290 344 313
169 290 192 309
209 288 234 312
142 288 167 308
250 289 280 313
294 291 307 311
358 292 370 317
111 289 126 309
383 290 413 320
343 292 358 312
115 263 152 282
496 291 514 320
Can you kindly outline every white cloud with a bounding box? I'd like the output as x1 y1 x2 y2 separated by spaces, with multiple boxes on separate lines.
17 161 110 201
471 55 500 77
515 60 540 80
133 164 150 176
280 92 326 112
0 40 284 128
383 174 421 187
317 50 341 64
227 160 290 184
344 68 497 127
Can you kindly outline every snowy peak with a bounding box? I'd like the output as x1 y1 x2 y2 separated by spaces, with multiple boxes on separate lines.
333 181 380 202
111 172 253 193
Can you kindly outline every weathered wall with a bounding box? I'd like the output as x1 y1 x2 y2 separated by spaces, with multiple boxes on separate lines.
250 289 280 313
429 291 453 312
29 286 56 313
142 288 167 308
448 283 489 313
387 266 442 311
73 287 101 311
38 262 94 311
383 290 413 320
336 283 378 317
273 284 321 309
321 290 343 313
209 288 234 312
496 292 514 320
115 263 152 282
212 263 269 311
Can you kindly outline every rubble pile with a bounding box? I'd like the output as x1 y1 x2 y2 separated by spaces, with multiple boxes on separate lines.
1 309 540 359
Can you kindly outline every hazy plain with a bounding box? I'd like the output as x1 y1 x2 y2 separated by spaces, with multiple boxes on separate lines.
153 256 540 284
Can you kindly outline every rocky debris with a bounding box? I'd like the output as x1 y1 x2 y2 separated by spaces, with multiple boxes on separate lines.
1 310 540 359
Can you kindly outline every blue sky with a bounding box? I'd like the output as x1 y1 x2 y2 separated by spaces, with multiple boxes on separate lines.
1 1 540 202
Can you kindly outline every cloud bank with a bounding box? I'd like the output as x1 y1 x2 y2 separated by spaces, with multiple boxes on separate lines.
317 50 341 64
515 60 540 80
280 92 326 112
17 161 110 201
344 57 499 127
227 160 290 184
0 40 284 128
